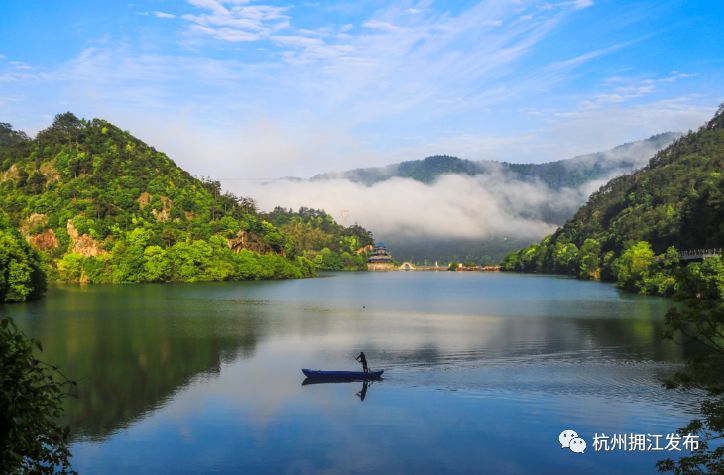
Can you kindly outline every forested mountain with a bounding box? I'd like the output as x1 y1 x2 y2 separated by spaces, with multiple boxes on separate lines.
503 106 724 293
0 113 373 297
262 207 374 270
313 133 680 187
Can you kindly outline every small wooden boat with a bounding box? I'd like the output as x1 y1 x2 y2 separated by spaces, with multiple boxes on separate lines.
301 369 384 380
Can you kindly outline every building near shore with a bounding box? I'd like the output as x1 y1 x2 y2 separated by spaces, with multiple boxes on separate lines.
367 243 395 271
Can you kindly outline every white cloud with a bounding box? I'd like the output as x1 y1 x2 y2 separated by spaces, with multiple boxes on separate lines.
581 71 698 109
1 0 717 182
566 0 594 10
154 11 177 19
361 20 406 32
8 61 32 70
235 175 562 240
182 0 290 42
229 133 669 242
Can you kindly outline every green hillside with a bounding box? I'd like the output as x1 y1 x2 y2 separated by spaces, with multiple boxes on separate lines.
503 105 724 294
263 207 374 271
0 113 373 298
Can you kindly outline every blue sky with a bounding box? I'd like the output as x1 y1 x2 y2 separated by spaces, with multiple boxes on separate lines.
1 0 722 178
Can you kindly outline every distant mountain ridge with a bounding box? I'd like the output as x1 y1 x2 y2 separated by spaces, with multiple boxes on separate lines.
313 132 681 188
305 133 682 263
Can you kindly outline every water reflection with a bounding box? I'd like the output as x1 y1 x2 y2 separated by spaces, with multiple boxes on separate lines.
0 273 700 474
357 380 370 401
2 275 682 441
3 284 266 440
301 379 377 401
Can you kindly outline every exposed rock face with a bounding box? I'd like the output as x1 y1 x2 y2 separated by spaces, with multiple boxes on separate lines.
153 196 172 222
137 191 151 209
20 213 59 250
66 219 79 240
39 161 60 185
27 229 59 250
20 213 48 235
67 219 109 257
227 230 278 254
138 192 173 222
1 164 19 182
227 230 248 253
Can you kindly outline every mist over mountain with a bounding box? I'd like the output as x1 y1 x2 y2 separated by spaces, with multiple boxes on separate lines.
313 132 680 188
232 133 681 263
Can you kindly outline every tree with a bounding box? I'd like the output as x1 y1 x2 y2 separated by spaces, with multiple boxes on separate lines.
642 246 680 296
36 112 83 148
613 241 655 292
0 317 75 473
579 238 601 279
0 214 46 302
57 253 84 283
143 246 171 282
28 171 46 194
314 248 342 271
552 242 579 274
0 122 31 170
657 257 724 474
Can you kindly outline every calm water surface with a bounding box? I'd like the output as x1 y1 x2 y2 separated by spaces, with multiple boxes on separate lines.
3 272 701 474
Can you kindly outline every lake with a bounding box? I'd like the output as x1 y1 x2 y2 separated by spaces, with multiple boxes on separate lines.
3 272 701 474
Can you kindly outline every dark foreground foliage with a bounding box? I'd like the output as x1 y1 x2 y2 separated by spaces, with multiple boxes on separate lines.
0 317 75 474
657 264 723 474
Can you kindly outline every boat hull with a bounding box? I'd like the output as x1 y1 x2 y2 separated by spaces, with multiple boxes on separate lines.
302 369 384 380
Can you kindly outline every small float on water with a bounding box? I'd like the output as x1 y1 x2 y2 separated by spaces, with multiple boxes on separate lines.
301 369 384 380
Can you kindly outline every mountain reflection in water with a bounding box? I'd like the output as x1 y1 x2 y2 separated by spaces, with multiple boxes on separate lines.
4 272 699 474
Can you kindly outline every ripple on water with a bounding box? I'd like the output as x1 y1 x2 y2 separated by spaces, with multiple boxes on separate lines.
373 349 702 420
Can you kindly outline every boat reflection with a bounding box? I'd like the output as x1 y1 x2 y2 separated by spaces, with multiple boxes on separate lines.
301 378 379 401
356 380 370 401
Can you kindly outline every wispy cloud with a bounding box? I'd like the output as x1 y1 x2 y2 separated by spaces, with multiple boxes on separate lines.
0 60 45 82
0 0 719 181
182 0 290 42
570 0 594 10
580 71 698 108
154 11 177 19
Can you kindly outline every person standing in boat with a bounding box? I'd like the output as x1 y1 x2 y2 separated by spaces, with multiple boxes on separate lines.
355 351 369 373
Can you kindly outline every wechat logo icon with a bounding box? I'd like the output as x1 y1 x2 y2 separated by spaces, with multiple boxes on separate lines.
559 429 586 453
